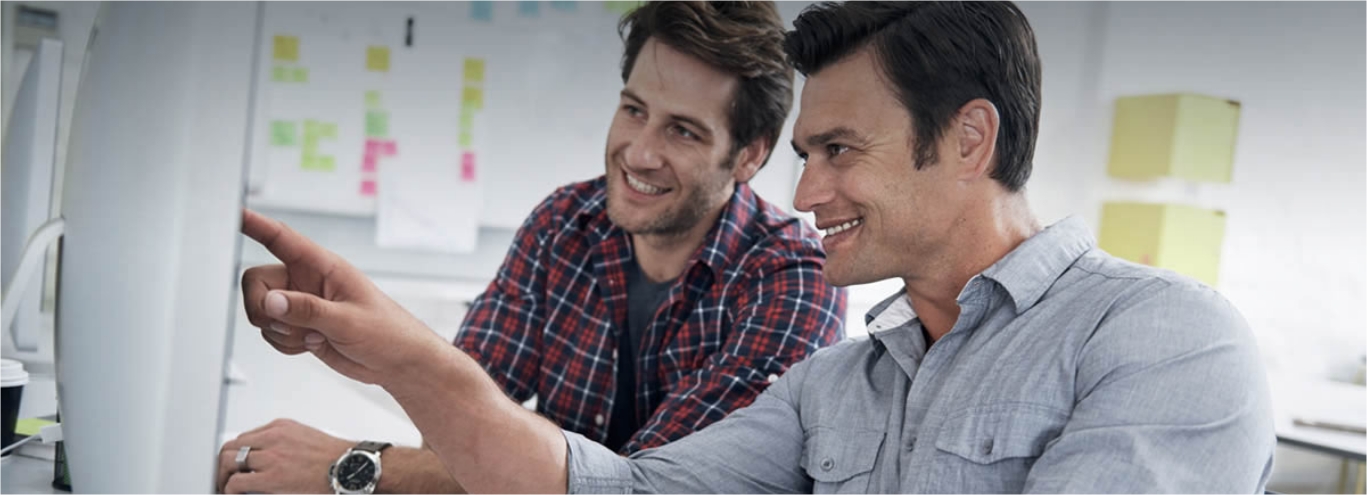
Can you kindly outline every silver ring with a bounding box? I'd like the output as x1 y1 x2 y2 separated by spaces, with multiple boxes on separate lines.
235 446 252 473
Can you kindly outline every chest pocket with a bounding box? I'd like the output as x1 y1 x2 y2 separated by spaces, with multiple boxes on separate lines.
801 427 885 494
932 405 1066 493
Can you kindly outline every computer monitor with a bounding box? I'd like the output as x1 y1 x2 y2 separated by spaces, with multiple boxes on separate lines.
2 37 62 359
54 2 258 492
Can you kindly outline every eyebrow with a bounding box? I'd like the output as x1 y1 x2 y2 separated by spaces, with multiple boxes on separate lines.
620 89 715 140
792 126 861 153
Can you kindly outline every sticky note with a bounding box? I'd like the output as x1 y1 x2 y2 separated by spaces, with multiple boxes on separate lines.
382 140 397 156
292 67 308 83
15 418 55 437
471 1 494 21
269 121 296 146
362 154 378 172
519 1 540 17
303 120 321 137
271 66 289 82
462 87 483 110
316 156 336 171
366 46 390 72
550 1 576 12
459 130 473 148
460 107 475 131
301 150 318 170
463 58 485 84
605 1 642 15
366 111 389 138
273 35 299 62
461 152 477 182
365 139 381 155
365 90 382 109
360 180 378 196
319 122 337 139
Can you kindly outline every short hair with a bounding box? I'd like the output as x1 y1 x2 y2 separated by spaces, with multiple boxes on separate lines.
619 1 795 167
784 2 1042 191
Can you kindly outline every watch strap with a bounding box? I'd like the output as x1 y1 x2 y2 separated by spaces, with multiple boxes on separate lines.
353 441 392 454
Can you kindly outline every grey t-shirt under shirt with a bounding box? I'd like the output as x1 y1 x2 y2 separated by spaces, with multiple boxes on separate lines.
603 260 675 452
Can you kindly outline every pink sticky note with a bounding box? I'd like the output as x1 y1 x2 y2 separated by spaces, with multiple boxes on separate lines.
360 180 377 196
365 140 381 154
383 140 397 156
362 154 378 172
461 152 477 182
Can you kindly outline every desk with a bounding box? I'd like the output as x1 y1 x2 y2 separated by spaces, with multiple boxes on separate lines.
1269 374 1366 493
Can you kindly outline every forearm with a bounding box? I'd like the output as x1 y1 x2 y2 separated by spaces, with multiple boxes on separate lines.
383 343 569 494
375 446 466 494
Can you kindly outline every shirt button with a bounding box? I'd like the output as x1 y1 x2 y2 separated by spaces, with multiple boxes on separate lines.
613 350 619 360
595 414 605 426
767 373 779 384
981 439 994 455
905 437 916 450
820 458 834 471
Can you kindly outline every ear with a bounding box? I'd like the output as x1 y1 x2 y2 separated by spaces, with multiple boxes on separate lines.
952 99 1000 182
730 137 771 184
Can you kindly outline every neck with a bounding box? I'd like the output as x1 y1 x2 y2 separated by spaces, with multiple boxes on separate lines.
905 191 1041 341
630 204 725 283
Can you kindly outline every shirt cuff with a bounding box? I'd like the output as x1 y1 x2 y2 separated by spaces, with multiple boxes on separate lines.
564 430 633 494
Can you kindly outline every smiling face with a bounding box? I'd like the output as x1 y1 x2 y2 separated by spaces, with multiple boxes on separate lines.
792 48 965 287
604 38 761 239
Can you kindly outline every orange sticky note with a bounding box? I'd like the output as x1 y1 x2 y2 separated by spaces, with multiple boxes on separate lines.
366 46 390 72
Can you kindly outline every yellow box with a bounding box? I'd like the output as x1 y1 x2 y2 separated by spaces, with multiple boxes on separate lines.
1107 93 1240 183
1098 202 1227 287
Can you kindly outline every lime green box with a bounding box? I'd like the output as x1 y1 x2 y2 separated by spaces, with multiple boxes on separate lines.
1107 93 1240 183
1098 201 1226 287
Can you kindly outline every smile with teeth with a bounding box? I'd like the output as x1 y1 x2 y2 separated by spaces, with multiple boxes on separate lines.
625 171 670 195
824 218 863 236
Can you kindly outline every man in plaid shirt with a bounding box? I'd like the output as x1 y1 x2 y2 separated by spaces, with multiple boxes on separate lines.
220 2 845 493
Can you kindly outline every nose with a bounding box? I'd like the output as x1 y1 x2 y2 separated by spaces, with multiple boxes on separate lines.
793 162 833 213
624 125 666 171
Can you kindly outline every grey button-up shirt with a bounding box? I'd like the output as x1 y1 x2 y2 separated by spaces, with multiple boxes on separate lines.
565 217 1276 493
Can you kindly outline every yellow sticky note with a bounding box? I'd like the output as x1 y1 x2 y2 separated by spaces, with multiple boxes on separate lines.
366 46 390 72
1098 202 1226 286
15 418 55 437
462 87 483 110
273 35 299 62
317 156 336 171
1107 93 1239 183
365 90 382 109
459 130 473 148
320 122 338 139
463 58 485 84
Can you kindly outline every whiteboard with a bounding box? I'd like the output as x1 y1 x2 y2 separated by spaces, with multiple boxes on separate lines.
246 1 628 228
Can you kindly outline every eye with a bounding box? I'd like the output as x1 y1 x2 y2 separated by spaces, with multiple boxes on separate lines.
672 124 699 141
623 105 644 118
826 144 849 157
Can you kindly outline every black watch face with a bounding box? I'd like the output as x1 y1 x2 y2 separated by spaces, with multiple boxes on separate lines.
337 454 377 491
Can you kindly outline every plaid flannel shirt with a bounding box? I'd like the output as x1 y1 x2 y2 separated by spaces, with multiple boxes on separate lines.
456 176 846 454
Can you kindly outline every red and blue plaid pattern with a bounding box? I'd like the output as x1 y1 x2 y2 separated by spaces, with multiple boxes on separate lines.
456 176 846 454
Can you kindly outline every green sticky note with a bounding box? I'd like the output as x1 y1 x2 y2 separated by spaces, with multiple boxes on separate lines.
460 107 475 131
272 66 289 82
317 155 336 171
366 111 389 138
292 67 308 83
464 58 485 84
604 1 642 15
462 87 483 110
270 120 296 146
303 120 321 138
301 150 318 170
365 90 382 109
320 122 337 139
459 130 473 147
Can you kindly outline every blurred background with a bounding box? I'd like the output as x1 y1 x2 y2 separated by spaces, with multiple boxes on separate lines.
1 2 1363 493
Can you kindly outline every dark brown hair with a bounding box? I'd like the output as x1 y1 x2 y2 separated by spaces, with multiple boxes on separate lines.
619 1 794 167
785 2 1042 191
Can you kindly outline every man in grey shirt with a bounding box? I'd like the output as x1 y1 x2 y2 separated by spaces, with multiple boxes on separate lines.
234 1 1276 493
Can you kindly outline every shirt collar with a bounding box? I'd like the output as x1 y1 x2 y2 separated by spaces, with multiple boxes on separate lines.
864 289 915 347
979 215 1095 314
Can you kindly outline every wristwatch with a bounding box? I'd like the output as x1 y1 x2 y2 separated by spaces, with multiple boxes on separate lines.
328 441 392 494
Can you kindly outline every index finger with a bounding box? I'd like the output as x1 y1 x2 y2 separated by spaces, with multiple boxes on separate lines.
240 209 331 268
